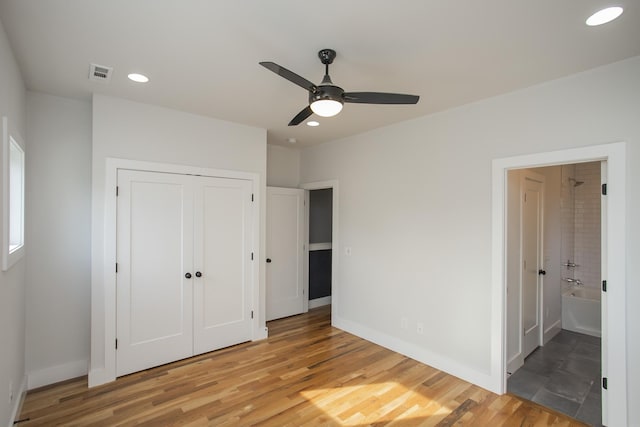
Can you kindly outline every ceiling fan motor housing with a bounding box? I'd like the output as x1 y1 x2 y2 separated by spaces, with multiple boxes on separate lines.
309 84 344 104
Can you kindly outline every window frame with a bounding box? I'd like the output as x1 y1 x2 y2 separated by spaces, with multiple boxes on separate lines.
2 116 25 271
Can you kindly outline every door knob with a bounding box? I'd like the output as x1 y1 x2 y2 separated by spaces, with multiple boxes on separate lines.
185 272 192 279
195 271 202 278
266 258 272 263
538 269 546 275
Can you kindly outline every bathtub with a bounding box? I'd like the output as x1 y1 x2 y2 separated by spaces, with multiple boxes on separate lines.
562 286 601 337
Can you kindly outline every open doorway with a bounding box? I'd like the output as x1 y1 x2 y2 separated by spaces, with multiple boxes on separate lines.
492 142 627 427
308 188 333 309
505 162 603 425
301 180 339 323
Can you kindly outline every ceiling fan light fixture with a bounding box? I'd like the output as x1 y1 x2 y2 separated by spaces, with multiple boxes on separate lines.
310 99 343 117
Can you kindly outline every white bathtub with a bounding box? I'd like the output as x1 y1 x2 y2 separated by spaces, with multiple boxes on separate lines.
562 286 601 337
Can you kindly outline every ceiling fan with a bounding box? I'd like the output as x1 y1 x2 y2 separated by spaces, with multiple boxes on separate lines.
260 49 420 126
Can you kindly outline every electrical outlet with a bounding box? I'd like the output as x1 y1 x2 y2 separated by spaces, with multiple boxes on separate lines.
401 317 408 329
417 322 424 334
345 246 352 256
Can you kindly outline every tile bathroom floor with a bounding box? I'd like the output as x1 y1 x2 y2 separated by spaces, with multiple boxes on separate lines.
508 330 602 426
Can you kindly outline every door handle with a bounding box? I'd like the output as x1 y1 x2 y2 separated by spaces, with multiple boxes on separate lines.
185 272 192 279
195 271 202 278
266 258 272 263
538 269 546 275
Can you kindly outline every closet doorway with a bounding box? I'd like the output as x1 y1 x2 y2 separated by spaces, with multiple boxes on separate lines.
116 169 254 376
301 180 339 321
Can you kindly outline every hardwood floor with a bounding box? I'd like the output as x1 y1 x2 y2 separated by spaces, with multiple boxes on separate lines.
18 306 586 426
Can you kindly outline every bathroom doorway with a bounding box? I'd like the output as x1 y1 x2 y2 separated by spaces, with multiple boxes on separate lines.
505 162 603 425
492 142 628 427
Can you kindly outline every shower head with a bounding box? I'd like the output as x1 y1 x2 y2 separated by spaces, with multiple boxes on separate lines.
569 178 584 187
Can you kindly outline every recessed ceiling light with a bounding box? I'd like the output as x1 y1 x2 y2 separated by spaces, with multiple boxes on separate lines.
287 138 297 144
128 73 149 83
306 121 320 127
586 6 623 26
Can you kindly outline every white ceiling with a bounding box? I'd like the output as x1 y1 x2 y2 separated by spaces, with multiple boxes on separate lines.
1 0 638 147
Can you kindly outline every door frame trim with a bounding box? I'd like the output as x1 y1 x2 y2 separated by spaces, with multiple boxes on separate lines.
300 180 339 321
492 142 626 426
91 158 261 387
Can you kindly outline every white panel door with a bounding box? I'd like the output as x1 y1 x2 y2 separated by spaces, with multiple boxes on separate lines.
522 175 544 358
116 170 194 376
266 187 305 321
193 177 253 354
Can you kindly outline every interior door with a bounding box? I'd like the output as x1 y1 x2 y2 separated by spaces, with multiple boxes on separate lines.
522 174 544 358
116 169 194 376
266 187 305 321
193 176 253 354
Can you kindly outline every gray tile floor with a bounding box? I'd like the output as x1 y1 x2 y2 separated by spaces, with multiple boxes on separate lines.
507 330 602 426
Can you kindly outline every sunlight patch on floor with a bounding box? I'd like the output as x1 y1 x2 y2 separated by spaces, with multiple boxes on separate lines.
300 382 452 425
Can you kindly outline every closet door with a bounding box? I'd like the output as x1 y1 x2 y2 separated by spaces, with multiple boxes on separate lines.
193 177 253 354
116 170 194 376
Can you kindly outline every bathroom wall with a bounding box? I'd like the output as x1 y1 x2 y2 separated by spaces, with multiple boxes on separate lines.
560 164 576 281
560 162 601 290
574 162 601 290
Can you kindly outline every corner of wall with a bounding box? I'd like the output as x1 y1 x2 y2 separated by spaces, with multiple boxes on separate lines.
9 375 27 427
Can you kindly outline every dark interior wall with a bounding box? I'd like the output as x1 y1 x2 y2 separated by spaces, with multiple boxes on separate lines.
309 189 332 243
309 250 332 299
309 189 332 300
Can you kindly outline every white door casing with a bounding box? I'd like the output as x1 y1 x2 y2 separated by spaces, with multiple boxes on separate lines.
266 187 305 321
600 160 608 422
521 173 544 358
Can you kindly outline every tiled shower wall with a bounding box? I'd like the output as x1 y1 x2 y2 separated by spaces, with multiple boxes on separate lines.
560 164 575 282
560 162 601 290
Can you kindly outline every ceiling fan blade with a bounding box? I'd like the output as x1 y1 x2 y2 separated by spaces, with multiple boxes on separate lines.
288 106 313 126
343 92 419 104
260 61 317 93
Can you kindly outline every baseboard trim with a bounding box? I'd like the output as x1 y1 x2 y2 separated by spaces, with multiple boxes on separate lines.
507 353 524 376
309 296 331 309
333 315 494 392
253 326 268 341
27 359 88 390
9 375 27 427
543 319 562 344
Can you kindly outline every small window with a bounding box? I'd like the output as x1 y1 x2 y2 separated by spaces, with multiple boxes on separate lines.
2 116 25 271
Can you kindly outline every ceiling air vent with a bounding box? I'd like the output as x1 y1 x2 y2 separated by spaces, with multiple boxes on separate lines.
89 63 113 83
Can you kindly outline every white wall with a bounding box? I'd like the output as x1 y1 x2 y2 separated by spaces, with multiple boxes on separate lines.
300 56 640 422
266 144 300 187
25 92 92 388
90 95 267 385
0 17 27 427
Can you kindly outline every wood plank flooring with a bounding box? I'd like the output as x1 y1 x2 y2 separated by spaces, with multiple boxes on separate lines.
18 306 587 426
